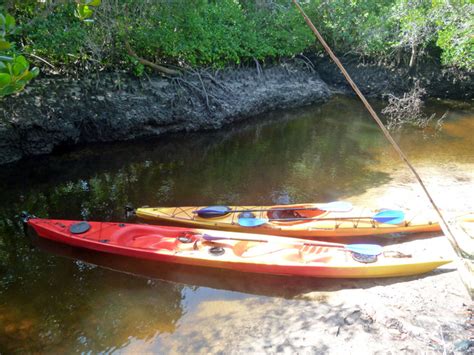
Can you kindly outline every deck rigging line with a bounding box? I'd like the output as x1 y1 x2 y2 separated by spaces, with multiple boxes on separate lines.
292 0 462 255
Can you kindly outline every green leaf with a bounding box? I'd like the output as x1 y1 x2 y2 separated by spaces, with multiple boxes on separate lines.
75 5 93 20
23 67 40 81
0 83 23 97
5 14 15 32
86 0 101 6
0 72 11 86
13 62 26 76
0 55 13 62
30 67 40 77
14 55 29 69
22 73 34 81
0 40 11 50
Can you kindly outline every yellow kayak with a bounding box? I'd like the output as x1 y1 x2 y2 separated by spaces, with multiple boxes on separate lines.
135 202 441 239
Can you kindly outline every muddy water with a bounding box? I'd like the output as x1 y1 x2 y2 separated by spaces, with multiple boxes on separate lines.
0 96 472 353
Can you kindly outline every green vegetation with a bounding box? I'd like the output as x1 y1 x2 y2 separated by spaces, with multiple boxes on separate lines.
0 0 100 97
0 0 472 94
0 12 39 96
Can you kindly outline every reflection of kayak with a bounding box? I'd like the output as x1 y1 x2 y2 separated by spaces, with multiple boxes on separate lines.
32 236 340 298
135 203 441 238
25 217 451 279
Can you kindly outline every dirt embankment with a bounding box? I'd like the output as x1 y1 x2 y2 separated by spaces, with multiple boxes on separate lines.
0 64 330 166
0 57 472 166
315 55 473 100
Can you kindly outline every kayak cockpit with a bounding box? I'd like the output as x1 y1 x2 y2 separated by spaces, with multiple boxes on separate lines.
267 206 327 224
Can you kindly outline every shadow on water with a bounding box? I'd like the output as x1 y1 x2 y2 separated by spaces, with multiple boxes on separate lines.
31 235 454 299
0 96 392 222
0 236 185 353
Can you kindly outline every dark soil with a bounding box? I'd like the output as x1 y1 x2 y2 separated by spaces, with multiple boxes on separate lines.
0 64 330 165
315 55 473 100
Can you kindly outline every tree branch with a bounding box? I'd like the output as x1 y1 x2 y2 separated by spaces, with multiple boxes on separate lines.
125 41 180 76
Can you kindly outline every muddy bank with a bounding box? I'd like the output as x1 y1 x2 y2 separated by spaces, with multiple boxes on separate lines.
0 64 331 165
315 55 474 99
1 57 472 166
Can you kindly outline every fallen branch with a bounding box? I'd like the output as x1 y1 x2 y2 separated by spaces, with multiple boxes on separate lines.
382 82 445 130
26 53 56 69
125 41 180 76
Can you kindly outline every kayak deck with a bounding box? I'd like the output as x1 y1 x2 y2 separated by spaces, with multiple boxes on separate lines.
136 204 441 238
26 218 451 279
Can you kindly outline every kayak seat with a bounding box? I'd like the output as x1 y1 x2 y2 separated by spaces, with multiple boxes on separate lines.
267 207 326 224
268 209 303 219
299 209 326 218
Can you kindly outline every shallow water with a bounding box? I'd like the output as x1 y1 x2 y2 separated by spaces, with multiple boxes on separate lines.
0 95 472 352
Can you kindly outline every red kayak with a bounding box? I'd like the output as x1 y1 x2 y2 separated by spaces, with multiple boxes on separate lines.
24 216 451 279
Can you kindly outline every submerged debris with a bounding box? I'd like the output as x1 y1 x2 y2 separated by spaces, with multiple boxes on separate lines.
382 82 447 130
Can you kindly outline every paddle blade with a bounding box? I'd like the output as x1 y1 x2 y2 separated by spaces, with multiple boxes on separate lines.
194 206 231 218
346 244 383 256
373 210 405 224
238 217 268 227
315 201 353 212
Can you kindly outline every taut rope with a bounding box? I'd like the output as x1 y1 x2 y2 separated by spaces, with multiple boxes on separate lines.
292 0 462 254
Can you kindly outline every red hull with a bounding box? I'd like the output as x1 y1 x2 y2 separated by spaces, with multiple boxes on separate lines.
25 218 451 279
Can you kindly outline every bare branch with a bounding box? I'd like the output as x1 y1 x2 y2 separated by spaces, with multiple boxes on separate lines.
125 41 180 76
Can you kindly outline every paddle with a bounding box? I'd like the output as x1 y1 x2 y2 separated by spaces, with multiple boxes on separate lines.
238 209 405 227
193 201 353 218
201 234 383 256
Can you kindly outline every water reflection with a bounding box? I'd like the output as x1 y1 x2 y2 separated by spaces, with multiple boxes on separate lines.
0 95 472 352
0 97 393 221
0 234 184 353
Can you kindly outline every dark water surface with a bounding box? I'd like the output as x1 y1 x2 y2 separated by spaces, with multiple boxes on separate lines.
0 96 472 352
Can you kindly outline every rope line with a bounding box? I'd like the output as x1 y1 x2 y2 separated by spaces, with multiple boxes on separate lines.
292 0 462 254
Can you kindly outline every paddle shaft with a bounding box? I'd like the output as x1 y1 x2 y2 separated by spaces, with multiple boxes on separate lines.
202 235 381 255
194 202 351 215
195 207 326 214
267 215 400 222
202 234 346 248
